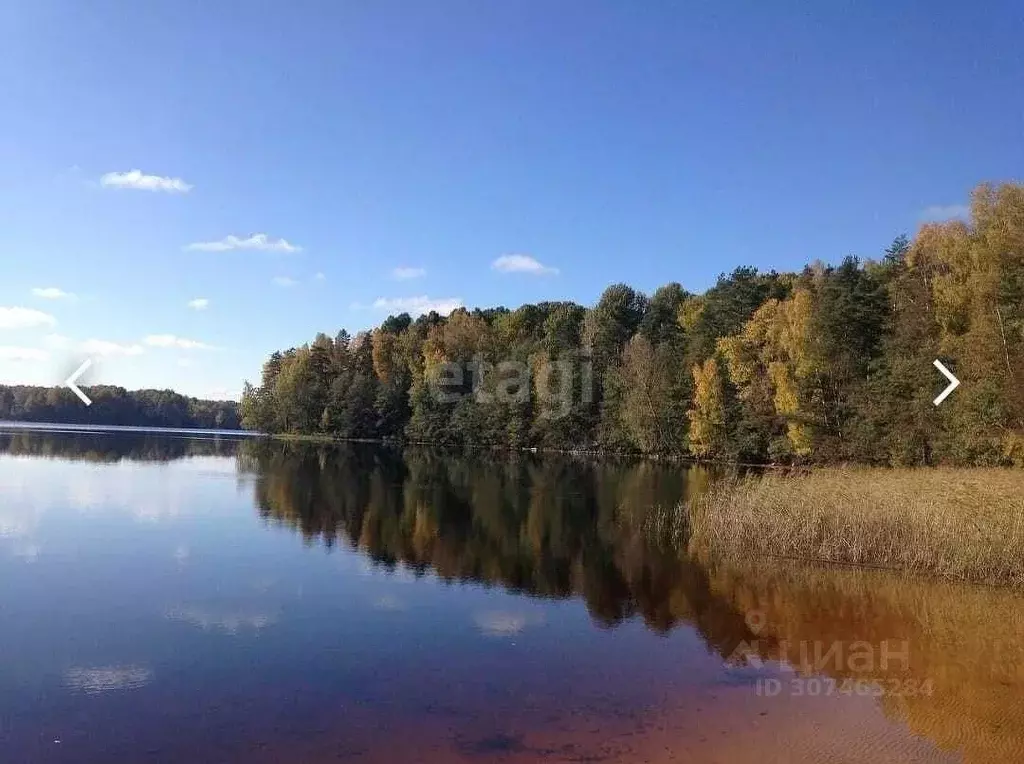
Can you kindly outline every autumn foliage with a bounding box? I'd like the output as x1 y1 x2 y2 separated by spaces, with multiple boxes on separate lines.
242 182 1024 466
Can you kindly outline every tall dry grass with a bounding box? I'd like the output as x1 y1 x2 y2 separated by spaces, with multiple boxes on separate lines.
687 467 1024 586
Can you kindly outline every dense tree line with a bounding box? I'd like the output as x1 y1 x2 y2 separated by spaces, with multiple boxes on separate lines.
242 182 1024 466
0 385 240 429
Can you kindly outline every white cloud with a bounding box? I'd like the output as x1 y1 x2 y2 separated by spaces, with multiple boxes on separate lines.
0 307 57 329
80 339 144 357
392 266 426 280
177 358 194 368
0 346 48 361
43 334 71 349
492 254 559 275
920 204 970 221
187 298 209 311
31 287 75 300
314 272 326 281
100 169 192 193
144 334 215 350
372 296 463 316
273 276 298 287
186 233 301 253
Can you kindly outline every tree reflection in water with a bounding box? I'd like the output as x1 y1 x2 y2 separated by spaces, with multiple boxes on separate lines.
238 440 746 641
3 433 1022 763
238 440 1024 764
0 430 242 463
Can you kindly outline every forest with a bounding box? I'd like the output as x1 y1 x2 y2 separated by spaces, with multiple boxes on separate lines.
240 182 1024 466
0 384 240 430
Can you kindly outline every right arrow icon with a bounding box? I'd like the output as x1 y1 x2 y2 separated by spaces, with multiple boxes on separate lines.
933 359 960 406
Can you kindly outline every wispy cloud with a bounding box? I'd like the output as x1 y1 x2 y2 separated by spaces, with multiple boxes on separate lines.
492 254 559 275
314 272 326 282
0 346 48 361
0 307 57 329
80 339 144 357
372 296 463 316
273 276 298 288
392 266 426 280
43 334 71 349
920 204 970 222
186 233 301 253
31 287 75 300
100 170 192 193
144 334 215 350
187 298 209 311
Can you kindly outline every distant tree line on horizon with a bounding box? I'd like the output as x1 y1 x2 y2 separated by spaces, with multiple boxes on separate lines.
0 385 240 430
241 182 1024 466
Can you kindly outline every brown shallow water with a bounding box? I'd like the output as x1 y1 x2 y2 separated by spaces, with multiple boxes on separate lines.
0 431 1019 762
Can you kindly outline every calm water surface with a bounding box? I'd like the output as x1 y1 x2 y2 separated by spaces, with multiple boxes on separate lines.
0 431 1021 763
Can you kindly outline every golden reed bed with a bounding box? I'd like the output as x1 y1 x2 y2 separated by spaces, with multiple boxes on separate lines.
686 468 1024 587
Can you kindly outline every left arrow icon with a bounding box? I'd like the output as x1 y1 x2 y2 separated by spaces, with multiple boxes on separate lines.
65 359 93 406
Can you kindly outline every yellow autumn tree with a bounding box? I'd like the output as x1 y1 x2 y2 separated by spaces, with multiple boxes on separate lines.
716 289 818 457
912 182 1024 462
371 329 400 384
688 357 727 458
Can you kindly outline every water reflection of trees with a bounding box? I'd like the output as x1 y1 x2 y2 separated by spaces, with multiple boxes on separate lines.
705 562 1024 764
241 441 1024 763
8 433 1016 761
238 440 750 642
0 431 243 463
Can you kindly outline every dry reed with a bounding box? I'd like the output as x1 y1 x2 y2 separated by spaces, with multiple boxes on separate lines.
686 467 1024 586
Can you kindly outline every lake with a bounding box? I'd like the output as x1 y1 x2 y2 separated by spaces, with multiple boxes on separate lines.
0 430 1021 763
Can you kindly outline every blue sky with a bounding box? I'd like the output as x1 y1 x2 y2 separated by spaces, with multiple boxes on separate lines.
1 0 1022 400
